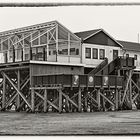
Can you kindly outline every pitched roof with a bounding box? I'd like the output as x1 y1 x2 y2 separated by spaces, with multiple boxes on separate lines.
118 40 140 52
75 29 101 40
75 29 123 48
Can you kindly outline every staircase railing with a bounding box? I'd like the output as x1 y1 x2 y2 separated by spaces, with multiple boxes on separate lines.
88 57 108 75
95 57 118 75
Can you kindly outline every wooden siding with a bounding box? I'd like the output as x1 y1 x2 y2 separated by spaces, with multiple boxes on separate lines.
82 43 121 67
30 64 84 76
84 31 120 47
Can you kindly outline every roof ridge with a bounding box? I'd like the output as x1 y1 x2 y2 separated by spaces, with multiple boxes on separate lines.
118 40 140 44
75 28 101 34
0 20 57 37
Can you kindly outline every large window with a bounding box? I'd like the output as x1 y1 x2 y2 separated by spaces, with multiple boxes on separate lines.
85 48 91 59
134 54 137 60
100 49 105 59
92 48 98 59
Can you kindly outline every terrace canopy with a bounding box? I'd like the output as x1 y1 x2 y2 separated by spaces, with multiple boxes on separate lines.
0 21 81 64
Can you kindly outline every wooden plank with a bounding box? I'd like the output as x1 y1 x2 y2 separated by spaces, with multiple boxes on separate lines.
100 92 115 106
121 70 132 106
44 89 47 112
78 88 82 112
47 100 59 111
5 76 29 109
87 93 98 104
46 98 59 110
2 73 6 109
5 93 18 108
62 92 78 108
31 89 35 112
115 89 119 110
59 89 63 113
16 70 20 110
35 91 44 100
2 72 32 109
132 93 139 102
129 78 132 107
97 90 100 111
0 66 29 71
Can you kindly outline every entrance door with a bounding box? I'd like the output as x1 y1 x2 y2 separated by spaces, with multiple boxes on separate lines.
113 50 118 60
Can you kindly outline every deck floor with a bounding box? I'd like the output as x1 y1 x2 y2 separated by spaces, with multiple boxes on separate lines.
0 110 140 135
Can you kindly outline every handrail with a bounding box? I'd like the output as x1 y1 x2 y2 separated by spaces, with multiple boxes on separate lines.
88 57 108 75
95 57 118 75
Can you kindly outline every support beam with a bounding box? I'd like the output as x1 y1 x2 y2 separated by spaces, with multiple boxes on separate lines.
121 70 132 106
61 92 78 108
16 70 20 110
97 89 101 111
31 89 35 112
2 74 6 109
115 89 119 110
78 88 82 112
100 92 115 106
44 89 47 113
59 89 62 113
1 72 32 109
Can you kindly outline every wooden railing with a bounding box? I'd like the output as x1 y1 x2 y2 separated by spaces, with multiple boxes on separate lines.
88 58 108 75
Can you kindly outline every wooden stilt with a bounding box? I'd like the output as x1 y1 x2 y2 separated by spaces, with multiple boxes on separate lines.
78 88 82 112
2 74 6 110
59 89 62 113
31 89 35 112
44 89 47 112
84 96 88 112
129 76 132 108
115 89 119 110
16 70 20 110
97 89 100 111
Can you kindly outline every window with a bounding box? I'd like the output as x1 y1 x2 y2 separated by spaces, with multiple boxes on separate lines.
134 54 137 60
49 51 51 55
100 49 105 59
126 54 129 58
92 48 98 59
85 48 91 59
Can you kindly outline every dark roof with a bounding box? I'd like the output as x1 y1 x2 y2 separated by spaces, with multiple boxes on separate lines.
75 29 101 40
118 40 140 52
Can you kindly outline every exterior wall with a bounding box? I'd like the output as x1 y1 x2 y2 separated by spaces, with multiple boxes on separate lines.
57 56 81 64
120 50 140 70
82 43 121 67
30 64 84 76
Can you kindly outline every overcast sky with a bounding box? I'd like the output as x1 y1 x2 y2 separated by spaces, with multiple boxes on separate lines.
0 1 140 43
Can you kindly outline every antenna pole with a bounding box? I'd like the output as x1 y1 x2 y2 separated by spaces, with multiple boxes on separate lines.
138 33 139 43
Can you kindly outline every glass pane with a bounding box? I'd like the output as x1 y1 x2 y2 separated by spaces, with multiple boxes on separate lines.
15 48 22 61
32 38 39 46
92 48 98 59
70 41 80 55
58 41 68 55
23 48 30 60
58 25 68 40
32 47 37 60
100 49 105 59
37 47 44 61
8 49 14 62
85 48 91 59
40 34 47 44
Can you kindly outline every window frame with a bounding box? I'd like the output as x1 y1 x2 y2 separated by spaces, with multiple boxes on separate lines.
92 48 98 59
85 48 91 59
99 49 105 60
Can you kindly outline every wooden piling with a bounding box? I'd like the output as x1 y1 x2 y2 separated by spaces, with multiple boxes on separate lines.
59 89 62 113
97 89 100 111
78 88 82 112
44 89 47 112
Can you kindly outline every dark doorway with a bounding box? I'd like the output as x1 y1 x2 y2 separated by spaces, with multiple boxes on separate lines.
113 50 118 60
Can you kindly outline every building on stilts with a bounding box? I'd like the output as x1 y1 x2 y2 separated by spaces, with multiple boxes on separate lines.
0 20 138 113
